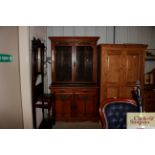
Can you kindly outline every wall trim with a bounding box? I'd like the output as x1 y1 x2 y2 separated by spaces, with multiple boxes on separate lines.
18 26 33 129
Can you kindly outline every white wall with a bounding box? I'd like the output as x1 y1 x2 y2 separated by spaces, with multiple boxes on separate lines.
19 27 33 129
115 26 155 48
29 26 47 44
0 27 23 128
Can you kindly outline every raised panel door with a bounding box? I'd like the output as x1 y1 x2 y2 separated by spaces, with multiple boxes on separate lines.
99 44 147 104
55 93 73 121
74 94 86 119
107 52 121 84
125 51 142 85
85 93 98 119
75 89 98 120
122 50 143 99
103 50 124 99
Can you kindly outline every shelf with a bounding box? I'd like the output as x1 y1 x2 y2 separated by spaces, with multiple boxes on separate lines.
145 57 155 61
145 49 155 61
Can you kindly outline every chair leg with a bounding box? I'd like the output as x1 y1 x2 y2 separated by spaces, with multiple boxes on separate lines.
52 102 55 125
33 106 37 129
42 109 45 120
42 101 45 120
48 106 51 122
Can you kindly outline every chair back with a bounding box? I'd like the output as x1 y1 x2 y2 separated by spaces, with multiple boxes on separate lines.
99 98 138 129
32 38 45 102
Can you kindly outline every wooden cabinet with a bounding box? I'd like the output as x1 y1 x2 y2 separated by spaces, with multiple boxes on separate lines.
98 44 147 103
51 87 98 121
49 37 99 121
143 89 155 112
49 37 99 84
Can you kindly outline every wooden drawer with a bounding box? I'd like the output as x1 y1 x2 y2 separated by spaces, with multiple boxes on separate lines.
51 87 98 94
73 88 98 94
51 88 72 94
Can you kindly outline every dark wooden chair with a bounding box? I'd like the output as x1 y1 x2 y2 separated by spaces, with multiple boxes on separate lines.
99 98 139 129
33 83 54 128
36 93 52 120
32 38 54 129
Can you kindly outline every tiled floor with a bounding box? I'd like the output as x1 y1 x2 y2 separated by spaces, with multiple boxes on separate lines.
52 121 101 129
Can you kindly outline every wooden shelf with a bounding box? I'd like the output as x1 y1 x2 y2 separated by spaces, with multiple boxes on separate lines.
145 49 155 61
145 57 155 61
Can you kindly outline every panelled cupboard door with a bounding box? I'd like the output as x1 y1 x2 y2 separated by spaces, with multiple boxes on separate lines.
99 44 147 103
124 50 143 85
52 88 98 121
75 91 98 119
55 93 73 121
106 50 123 84
122 50 144 99
100 48 124 101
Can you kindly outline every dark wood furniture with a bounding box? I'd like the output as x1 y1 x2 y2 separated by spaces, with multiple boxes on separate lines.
49 37 99 122
31 38 53 128
98 44 147 103
143 86 155 112
143 52 155 112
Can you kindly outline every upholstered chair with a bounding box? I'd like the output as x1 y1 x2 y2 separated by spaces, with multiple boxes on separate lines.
99 98 139 129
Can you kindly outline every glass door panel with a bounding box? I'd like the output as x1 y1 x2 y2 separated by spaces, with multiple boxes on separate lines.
55 46 72 82
75 46 93 82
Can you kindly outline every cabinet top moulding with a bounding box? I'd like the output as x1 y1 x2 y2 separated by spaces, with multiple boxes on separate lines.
49 36 99 45
98 44 148 48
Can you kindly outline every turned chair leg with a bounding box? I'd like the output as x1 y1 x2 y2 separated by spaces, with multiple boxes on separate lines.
42 101 45 120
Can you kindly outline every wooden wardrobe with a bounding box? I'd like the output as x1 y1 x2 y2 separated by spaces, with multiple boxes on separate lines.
98 44 147 103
